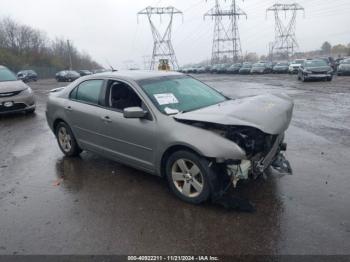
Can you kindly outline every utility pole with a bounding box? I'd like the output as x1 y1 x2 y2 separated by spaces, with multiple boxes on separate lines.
67 40 73 70
205 0 247 65
138 6 183 70
267 3 305 60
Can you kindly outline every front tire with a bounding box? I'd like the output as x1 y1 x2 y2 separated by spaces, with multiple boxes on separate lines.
165 150 213 204
55 122 81 157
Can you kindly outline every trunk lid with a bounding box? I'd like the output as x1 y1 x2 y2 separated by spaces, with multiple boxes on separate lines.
174 94 294 135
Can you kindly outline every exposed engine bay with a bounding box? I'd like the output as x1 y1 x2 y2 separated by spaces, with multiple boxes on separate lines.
177 120 293 187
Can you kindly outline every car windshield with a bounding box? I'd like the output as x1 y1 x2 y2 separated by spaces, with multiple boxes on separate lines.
277 62 288 66
242 64 252 68
0 68 18 82
341 59 350 64
305 60 328 67
294 60 304 64
138 76 227 115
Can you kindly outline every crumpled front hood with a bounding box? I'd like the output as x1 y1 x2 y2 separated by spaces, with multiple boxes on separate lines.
0 80 28 93
175 94 294 135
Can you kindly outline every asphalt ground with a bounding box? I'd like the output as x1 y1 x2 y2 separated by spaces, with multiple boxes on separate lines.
0 73 349 255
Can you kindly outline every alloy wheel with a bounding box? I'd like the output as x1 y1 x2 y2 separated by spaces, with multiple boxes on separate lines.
58 126 72 153
171 159 204 198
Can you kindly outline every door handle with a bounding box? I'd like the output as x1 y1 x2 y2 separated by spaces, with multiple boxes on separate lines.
101 116 112 123
65 106 73 111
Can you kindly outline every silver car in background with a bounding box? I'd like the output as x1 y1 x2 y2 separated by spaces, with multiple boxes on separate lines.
0 65 36 114
46 71 294 204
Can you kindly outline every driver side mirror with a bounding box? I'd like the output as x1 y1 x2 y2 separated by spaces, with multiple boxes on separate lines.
123 107 147 119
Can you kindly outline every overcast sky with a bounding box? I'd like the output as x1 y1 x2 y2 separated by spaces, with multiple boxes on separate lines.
1 0 349 68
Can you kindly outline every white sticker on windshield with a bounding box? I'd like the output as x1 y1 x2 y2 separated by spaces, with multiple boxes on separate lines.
154 93 179 105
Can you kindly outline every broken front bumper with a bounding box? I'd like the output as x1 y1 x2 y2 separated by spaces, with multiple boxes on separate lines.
227 134 292 187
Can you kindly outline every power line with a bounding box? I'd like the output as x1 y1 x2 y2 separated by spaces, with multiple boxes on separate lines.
267 2 305 60
137 6 183 70
205 0 247 64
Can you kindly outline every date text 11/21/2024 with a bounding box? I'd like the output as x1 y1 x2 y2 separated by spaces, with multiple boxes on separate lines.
127 255 220 261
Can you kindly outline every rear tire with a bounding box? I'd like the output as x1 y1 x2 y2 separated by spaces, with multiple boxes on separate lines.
165 150 214 204
55 122 82 157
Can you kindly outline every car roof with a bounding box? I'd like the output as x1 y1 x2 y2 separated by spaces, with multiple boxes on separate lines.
89 70 183 81
0 65 7 69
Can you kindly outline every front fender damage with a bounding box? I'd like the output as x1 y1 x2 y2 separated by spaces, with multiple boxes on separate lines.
176 119 293 212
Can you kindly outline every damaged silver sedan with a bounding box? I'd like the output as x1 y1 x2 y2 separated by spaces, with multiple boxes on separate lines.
46 71 293 204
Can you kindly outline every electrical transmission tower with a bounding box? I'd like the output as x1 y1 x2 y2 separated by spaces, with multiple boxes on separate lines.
205 0 247 64
138 6 182 70
267 3 305 60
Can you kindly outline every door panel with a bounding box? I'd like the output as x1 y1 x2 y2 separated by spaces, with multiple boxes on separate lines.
96 79 157 172
98 110 157 172
67 101 110 154
65 79 108 153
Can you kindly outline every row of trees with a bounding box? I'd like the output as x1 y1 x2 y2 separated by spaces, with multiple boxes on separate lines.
0 17 101 74
321 41 350 57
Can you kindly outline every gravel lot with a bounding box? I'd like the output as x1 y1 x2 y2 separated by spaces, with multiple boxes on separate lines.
0 74 350 255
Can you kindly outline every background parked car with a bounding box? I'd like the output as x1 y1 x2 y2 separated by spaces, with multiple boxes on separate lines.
289 59 306 74
273 62 290 74
0 65 36 114
250 63 272 74
78 70 92 76
337 58 350 76
226 63 242 74
17 70 38 82
196 66 208 74
55 70 81 82
297 59 333 82
209 64 221 73
239 63 252 74
217 64 231 74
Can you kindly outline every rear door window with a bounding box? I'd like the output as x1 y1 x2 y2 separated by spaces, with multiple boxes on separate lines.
71 80 104 105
